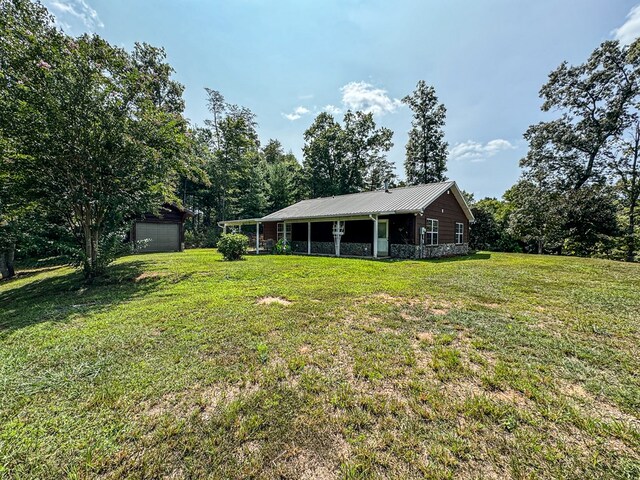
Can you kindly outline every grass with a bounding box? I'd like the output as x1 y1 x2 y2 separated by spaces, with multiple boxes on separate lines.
0 250 639 479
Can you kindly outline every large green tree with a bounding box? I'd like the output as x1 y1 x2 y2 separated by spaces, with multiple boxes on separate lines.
302 111 394 197
521 40 640 191
402 80 448 185
1 0 195 279
262 139 305 213
607 116 640 261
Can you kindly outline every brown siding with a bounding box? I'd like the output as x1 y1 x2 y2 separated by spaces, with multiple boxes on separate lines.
415 189 469 245
263 222 278 242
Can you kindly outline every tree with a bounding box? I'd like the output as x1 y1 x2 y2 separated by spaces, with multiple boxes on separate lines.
505 178 564 254
403 81 448 185
469 198 518 252
302 112 343 197
263 140 305 213
521 40 640 191
302 111 394 197
1 2 195 279
607 116 640 261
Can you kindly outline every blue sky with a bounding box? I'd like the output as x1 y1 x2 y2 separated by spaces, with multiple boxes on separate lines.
42 0 640 198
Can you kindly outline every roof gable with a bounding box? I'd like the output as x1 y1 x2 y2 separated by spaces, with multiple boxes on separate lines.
260 181 474 222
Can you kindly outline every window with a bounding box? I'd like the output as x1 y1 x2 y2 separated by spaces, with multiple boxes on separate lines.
455 222 464 244
426 219 438 245
277 222 292 242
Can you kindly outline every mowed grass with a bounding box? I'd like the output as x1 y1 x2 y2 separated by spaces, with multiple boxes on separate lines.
1 251 639 479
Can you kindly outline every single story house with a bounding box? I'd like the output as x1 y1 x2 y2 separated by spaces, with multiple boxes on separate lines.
219 181 474 259
131 203 192 253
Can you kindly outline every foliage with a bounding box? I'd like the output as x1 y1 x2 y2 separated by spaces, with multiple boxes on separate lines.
1 251 639 477
505 178 564 254
403 80 448 185
521 40 640 191
272 238 292 255
302 111 394 197
263 140 305 213
469 198 520 252
0 1 199 279
217 232 248 260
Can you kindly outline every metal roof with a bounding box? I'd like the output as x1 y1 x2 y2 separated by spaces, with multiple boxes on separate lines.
258 181 474 222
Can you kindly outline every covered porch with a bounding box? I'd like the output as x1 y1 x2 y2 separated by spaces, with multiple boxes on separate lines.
219 214 416 258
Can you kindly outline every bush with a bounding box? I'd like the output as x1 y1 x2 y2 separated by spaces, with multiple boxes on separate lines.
273 238 291 255
217 233 248 261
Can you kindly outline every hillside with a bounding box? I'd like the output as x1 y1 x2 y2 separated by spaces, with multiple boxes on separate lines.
1 251 639 479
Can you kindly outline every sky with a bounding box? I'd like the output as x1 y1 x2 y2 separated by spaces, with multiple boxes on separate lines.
41 0 640 199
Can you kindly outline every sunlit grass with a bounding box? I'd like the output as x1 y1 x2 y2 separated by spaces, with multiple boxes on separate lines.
1 250 639 478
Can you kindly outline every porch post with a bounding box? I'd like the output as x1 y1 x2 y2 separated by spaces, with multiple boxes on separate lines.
373 215 378 258
256 222 260 254
283 221 287 246
307 221 311 254
335 220 341 257
223 223 227 234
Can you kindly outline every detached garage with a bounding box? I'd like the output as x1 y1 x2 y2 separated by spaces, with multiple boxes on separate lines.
131 204 192 253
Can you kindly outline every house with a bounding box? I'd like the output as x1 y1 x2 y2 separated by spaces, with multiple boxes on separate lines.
131 203 192 253
219 181 474 259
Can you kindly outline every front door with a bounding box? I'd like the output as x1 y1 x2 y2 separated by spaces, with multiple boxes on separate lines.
377 219 389 256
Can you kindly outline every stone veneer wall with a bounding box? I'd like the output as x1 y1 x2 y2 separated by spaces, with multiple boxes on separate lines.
390 243 469 259
290 241 371 256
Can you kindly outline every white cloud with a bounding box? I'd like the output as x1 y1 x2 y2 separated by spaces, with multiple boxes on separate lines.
612 4 640 45
340 81 402 116
282 106 310 121
449 139 515 163
44 0 103 31
323 104 342 115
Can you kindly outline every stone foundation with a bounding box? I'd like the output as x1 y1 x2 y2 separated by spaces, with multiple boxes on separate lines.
290 241 371 256
390 243 469 259
289 241 468 259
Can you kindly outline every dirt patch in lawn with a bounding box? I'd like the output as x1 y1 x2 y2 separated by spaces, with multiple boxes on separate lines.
257 296 292 306
133 271 169 282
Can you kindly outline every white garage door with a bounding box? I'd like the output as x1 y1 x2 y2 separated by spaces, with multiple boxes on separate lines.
136 222 180 252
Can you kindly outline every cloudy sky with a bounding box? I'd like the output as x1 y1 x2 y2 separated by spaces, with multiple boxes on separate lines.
42 0 640 198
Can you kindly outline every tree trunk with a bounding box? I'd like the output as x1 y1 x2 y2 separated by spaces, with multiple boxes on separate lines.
0 245 16 280
537 239 544 255
627 204 636 262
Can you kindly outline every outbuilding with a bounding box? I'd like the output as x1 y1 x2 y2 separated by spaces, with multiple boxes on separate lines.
220 181 474 259
131 203 192 253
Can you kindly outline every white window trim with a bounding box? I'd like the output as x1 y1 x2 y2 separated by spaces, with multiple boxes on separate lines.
426 218 439 246
455 222 464 244
277 222 292 242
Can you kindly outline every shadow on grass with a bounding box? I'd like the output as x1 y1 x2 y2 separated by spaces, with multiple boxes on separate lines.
0 260 164 337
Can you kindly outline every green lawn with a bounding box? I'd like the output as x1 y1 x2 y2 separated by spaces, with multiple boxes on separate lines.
1 251 639 479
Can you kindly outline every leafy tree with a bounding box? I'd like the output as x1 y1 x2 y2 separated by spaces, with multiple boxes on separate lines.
505 178 564 254
469 198 519 252
302 111 394 197
521 40 640 191
215 113 264 219
263 140 305 213
302 112 343 197
340 110 394 193
562 185 619 256
402 80 448 185
607 116 640 261
1 1 196 279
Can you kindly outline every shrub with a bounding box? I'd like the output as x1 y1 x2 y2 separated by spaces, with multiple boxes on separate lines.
273 239 291 255
217 233 248 261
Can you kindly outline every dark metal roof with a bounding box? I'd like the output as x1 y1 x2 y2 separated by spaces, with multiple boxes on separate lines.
259 181 474 222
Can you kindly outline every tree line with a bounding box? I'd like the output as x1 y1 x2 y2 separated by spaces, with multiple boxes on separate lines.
1 0 638 281
0 0 449 279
